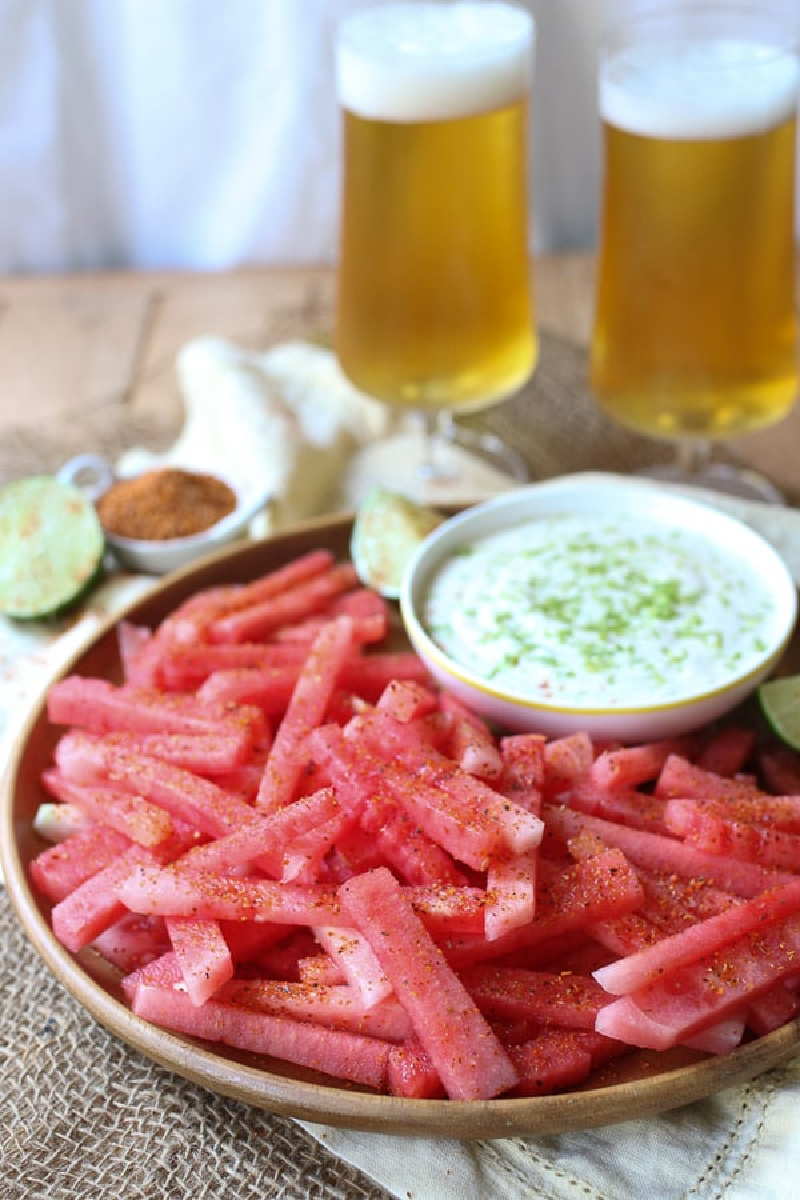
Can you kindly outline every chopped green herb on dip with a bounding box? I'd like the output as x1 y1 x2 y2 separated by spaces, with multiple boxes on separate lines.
423 515 780 707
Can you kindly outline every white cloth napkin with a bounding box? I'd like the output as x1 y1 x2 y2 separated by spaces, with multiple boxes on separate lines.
4 339 800 1198
117 337 519 520
303 1059 800 1199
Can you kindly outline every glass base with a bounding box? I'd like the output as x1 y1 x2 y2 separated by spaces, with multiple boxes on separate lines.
640 460 784 506
436 413 529 486
343 426 527 509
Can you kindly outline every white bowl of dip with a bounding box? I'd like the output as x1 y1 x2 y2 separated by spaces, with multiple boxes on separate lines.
400 475 798 742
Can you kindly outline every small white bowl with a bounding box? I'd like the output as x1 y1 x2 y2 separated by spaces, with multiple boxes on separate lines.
57 455 270 576
400 475 798 742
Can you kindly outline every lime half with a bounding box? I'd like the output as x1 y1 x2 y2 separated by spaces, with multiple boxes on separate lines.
758 675 800 750
351 488 444 599
0 476 106 619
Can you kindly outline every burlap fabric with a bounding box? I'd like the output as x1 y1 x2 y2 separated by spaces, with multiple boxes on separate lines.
0 888 391 1200
0 330 771 493
1 331 797 1199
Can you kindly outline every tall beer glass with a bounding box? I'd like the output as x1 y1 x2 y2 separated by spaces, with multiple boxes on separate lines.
336 2 536 498
590 6 800 501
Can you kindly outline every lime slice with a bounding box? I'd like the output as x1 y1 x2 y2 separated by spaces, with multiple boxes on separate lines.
757 675 800 749
0 476 106 619
351 488 444 598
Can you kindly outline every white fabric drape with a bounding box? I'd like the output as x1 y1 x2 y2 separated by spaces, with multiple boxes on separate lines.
0 0 798 274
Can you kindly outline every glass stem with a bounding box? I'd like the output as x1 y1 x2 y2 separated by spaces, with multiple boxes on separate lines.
416 410 442 481
675 439 712 481
437 411 456 441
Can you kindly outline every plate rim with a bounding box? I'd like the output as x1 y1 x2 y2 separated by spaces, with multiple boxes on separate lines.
3 510 800 1139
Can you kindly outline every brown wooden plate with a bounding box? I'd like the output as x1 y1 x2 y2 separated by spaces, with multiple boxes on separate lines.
2 512 799 1138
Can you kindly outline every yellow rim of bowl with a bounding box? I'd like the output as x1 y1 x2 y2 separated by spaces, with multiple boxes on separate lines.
406 623 794 718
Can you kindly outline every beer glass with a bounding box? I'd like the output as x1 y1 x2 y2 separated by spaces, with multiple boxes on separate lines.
590 5 800 502
335 1 537 500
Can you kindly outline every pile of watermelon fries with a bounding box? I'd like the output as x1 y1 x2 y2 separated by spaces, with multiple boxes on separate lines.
29 547 800 1102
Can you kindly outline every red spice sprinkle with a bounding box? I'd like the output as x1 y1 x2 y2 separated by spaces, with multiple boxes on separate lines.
97 467 236 541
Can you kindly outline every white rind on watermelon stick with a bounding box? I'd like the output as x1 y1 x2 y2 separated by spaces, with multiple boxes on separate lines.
32 801 92 844
440 693 504 780
595 996 690 1052
339 866 518 1101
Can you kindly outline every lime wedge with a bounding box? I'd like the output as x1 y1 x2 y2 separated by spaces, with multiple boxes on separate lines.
351 488 444 598
757 675 800 750
0 476 106 619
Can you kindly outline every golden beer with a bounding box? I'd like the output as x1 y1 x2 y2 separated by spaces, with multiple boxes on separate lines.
591 21 799 440
335 3 536 414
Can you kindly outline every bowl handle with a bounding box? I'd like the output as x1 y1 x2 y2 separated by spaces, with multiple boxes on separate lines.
57 454 116 502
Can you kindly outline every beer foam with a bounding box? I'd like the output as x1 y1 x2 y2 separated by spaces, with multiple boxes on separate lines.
601 38 800 139
336 2 534 122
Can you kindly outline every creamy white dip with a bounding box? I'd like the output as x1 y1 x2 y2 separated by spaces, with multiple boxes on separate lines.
423 514 781 707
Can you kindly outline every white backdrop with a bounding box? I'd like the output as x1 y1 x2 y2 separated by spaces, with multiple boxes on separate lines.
0 0 798 273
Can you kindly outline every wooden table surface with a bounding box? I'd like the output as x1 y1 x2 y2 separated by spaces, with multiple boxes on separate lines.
0 251 797 497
